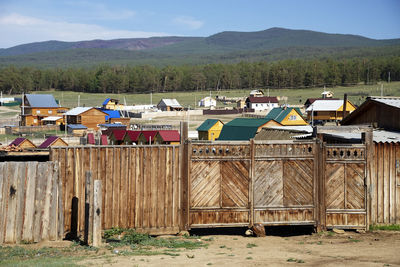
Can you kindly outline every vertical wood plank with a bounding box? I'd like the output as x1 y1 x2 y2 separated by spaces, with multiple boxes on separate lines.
105 148 113 229
365 130 374 229
57 165 64 241
49 163 59 241
33 163 48 243
390 144 395 223
5 162 18 243
92 180 102 247
384 143 390 223
84 171 93 245
41 162 54 241
150 147 158 228
0 163 6 244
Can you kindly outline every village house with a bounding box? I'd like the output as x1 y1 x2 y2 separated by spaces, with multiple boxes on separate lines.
198 96 216 108
265 107 308 126
218 118 282 140
306 99 356 122
245 96 279 111
102 98 124 110
157 99 183 111
38 136 68 148
20 94 68 126
64 107 108 130
249 89 264 97
153 130 180 145
197 119 224 141
304 97 339 109
8 137 36 149
67 124 87 136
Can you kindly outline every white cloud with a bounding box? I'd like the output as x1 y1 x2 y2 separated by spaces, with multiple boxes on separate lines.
0 13 170 48
173 16 204 30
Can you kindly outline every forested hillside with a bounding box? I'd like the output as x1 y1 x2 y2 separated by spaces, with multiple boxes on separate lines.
1 56 399 95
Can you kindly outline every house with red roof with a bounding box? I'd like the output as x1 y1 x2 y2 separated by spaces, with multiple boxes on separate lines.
109 129 127 145
9 138 36 149
138 130 158 144
38 136 68 148
154 130 180 144
123 131 142 145
245 96 279 111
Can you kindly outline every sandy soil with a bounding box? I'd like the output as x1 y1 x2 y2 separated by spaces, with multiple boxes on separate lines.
79 230 400 267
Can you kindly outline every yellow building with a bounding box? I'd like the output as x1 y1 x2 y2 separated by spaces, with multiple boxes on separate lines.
306 100 356 122
102 98 124 110
265 107 308 126
197 119 224 141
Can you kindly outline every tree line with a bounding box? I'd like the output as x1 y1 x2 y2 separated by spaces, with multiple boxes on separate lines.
0 57 399 95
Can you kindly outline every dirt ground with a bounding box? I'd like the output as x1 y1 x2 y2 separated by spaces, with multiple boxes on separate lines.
76 229 400 267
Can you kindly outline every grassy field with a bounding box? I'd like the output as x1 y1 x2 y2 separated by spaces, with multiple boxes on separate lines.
15 81 400 109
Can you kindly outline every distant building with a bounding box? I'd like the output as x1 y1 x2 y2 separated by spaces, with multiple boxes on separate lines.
321 90 334 98
109 129 127 145
198 97 216 108
20 94 68 126
122 130 141 145
218 118 282 141
102 98 124 110
138 130 158 144
265 107 308 126
41 116 63 125
245 96 279 111
197 119 224 141
306 99 356 122
38 136 68 148
64 107 108 130
8 138 36 149
154 130 181 145
249 89 264 97
67 124 87 136
157 99 183 111
304 98 339 109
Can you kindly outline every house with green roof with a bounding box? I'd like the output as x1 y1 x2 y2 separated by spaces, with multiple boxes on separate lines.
265 107 308 126
217 118 281 141
197 119 224 141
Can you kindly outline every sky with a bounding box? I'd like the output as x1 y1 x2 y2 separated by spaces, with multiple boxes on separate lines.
0 0 399 48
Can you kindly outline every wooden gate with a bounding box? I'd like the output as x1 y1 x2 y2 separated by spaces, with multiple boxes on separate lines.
324 144 367 229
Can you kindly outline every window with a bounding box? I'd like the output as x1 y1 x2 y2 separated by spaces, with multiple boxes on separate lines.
289 115 297 120
36 110 40 114
48 110 53 114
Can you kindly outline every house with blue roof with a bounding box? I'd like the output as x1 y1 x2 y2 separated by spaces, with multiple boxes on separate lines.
102 98 124 110
20 94 68 126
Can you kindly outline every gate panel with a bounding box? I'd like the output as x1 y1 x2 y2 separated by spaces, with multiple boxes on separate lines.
326 163 345 209
283 160 313 206
221 161 249 208
346 163 365 210
191 161 220 208
254 160 283 207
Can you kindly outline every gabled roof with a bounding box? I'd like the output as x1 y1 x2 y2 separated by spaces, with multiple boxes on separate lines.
110 129 127 141
304 98 339 106
246 96 278 103
9 137 27 146
38 136 65 148
141 130 158 142
102 98 119 106
98 123 126 128
125 131 141 142
156 130 180 142
265 107 303 123
25 94 58 108
64 107 92 116
306 100 353 112
372 97 400 108
67 124 87 129
41 116 63 121
158 99 182 108
218 118 273 141
99 109 121 119
197 119 222 131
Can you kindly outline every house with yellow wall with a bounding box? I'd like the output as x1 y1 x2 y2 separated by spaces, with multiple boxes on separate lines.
306 100 356 122
197 119 224 141
265 107 308 126
102 98 124 110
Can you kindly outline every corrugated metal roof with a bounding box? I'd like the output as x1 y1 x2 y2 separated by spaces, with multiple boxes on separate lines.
197 119 221 131
321 129 400 143
100 109 121 120
102 98 111 106
111 129 126 141
372 97 400 109
26 94 58 108
306 100 345 112
9 137 26 146
158 99 182 108
268 125 313 133
246 96 278 103
125 131 141 142
67 124 87 129
265 107 303 123
218 118 273 140
98 123 126 128
64 107 92 116
41 116 62 121
157 130 180 142
38 136 59 148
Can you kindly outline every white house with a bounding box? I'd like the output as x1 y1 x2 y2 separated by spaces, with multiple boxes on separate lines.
245 96 279 111
198 97 216 108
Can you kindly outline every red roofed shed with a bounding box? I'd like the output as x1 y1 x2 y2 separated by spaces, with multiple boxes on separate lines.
123 131 142 145
109 129 127 145
154 130 180 144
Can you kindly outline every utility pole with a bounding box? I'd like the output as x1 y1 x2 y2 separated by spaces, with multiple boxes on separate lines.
381 84 383 97
78 94 80 107
388 71 391 83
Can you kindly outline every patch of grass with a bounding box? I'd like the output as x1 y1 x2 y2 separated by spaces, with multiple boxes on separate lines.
228 254 235 257
369 224 400 231
316 241 323 245
246 257 253 260
207 263 213 265
203 237 214 242
219 245 226 249
287 258 305 263
349 239 361 243
246 243 257 248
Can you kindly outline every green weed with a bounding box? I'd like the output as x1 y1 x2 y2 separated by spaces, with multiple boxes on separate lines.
369 224 400 231
246 243 257 248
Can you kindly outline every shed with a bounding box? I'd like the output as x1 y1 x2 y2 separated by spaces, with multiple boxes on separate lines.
154 130 180 144
157 99 183 111
138 130 158 144
198 97 216 108
38 136 68 148
341 97 400 131
265 107 308 126
67 124 87 136
9 138 36 149
218 118 281 140
109 129 127 145
245 96 279 111
41 116 63 125
64 107 108 130
123 131 142 145
306 99 356 122
197 119 224 141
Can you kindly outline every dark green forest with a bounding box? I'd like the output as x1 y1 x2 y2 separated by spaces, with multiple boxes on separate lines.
0 56 399 95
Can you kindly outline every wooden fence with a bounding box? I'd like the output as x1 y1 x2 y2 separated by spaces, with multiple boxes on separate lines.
50 145 181 235
0 161 64 244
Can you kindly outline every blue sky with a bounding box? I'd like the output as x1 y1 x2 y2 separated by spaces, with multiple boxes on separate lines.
0 0 399 48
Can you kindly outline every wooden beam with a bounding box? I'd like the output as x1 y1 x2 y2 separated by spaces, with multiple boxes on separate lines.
92 180 102 247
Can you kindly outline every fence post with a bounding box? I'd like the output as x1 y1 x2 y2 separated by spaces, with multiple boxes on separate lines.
180 121 189 231
92 180 102 247
84 171 93 245
363 129 374 230
316 133 326 231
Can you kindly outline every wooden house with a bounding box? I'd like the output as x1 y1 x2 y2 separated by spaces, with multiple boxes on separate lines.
123 130 141 145
306 99 356 122
154 130 180 144
304 98 339 109
8 138 36 149
64 107 108 130
265 107 308 126
102 98 124 110
138 130 157 144
38 136 68 148
197 119 224 141
109 129 127 145
341 96 400 131
20 94 68 126
218 118 282 140
245 96 279 111
157 99 183 111
67 124 87 136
